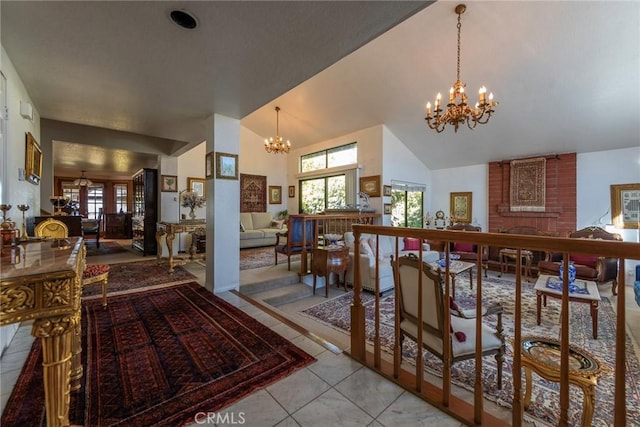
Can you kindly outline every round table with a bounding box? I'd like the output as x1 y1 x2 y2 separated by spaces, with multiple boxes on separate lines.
521 335 604 427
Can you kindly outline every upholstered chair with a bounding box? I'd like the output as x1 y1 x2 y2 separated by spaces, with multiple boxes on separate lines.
34 218 69 239
538 226 622 295
35 217 110 308
275 215 318 271
82 208 103 248
445 223 488 277
392 253 504 389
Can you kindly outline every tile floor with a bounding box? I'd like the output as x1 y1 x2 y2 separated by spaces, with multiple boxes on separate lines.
2 241 638 426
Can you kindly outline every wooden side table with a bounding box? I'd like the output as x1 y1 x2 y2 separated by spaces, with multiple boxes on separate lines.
521 336 604 427
499 248 533 280
312 245 350 297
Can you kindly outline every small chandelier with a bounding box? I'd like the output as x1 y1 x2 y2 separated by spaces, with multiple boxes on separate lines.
425 4 497 133
264 106 291 154
73 170 93 187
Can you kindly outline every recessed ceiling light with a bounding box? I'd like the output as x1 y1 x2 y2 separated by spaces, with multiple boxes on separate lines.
170 9 198 30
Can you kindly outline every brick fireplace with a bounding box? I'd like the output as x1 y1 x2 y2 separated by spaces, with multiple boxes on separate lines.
488 152 577 236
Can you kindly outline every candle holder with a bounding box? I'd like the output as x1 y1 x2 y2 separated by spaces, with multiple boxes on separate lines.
17 204 30 238
0 204 13 229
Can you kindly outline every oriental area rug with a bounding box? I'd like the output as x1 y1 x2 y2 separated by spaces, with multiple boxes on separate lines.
2 282 315 427
82 259 197 299
301 276 640 427
85 240 129 257
240 246 300 270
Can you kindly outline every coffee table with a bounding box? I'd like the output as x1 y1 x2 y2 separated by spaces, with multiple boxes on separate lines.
521 336 604 427
429 260 474 299
534 274 601 339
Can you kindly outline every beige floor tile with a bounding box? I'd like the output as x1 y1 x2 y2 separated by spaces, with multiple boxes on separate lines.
307 351 363 386
292 388 373 427
334 367 404 418
376 391 463 427
216 389 289 427
266 369 331 413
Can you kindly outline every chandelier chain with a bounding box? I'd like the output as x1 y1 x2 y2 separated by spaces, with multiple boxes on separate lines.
456 12 461 83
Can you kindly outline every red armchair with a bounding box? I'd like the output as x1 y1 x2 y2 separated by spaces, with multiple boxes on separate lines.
538 226 622 295
427 223 488 277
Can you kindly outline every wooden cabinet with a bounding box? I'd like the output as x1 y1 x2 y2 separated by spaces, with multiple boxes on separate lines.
311 245 350 297
132 168 158 255
104 213 132 239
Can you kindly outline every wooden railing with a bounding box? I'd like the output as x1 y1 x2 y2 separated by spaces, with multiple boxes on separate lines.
348 224 639 427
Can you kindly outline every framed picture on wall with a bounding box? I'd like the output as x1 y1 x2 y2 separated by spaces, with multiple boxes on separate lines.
187 177 206 198
450 192 472 223
611 183 640 229
383 185 392 197
215 152 238 180
25 132 42 185
360 175 381 197
161 175 178 192
269 186 282 204
205 152 214 178
288 185 295 198
383 203 392 215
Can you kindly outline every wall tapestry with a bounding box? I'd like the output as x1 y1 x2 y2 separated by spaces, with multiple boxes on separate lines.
240 174 267 212
510 157 546 212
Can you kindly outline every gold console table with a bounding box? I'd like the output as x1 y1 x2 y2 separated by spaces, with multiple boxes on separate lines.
156 220 206 273
1 237 85 427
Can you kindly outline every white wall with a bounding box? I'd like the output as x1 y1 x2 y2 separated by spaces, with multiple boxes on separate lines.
0 47 41 355
430 164 488 229
240 126 287 217
382 126 431 226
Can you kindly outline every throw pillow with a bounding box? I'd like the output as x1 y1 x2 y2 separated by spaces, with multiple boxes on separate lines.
570 253 598 268
403 237 421 251
453 242 474 252
271 219 284 229
240 221 245 232
360 239 375 260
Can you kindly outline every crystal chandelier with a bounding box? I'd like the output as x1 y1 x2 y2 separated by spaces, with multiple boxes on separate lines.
264 106 291 154
425 4 497 133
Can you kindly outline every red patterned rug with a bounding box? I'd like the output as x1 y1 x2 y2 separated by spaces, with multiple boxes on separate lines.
2 282 315 427
82 259 197 299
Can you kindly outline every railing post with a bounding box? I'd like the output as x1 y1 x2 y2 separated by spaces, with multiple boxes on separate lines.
350 229 366 361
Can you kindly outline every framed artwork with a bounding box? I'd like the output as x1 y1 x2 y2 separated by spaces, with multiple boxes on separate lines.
360 175 381 197
240 174 266 212
288 185 295 198
383 203 392 215
161 175 178 192
205 152 214 178
187 177 206 198
215 152 238 180
269 186 282 204
450 192 472 223
383 185 392 197
611 183 640 229
25 132 42 185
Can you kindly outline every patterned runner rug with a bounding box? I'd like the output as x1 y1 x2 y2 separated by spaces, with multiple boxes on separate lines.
300 276 640 426
2 282 315 427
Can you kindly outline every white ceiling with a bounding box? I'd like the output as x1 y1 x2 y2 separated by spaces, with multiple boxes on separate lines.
2 1 639 175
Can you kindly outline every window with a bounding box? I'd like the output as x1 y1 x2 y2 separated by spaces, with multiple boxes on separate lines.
86 185 104 219
300 174 346 214
114 184 128 213
391 189 424 228
301 142 356 172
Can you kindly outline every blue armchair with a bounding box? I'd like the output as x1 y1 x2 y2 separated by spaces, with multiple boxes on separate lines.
275 214 318 272
634 264 640 307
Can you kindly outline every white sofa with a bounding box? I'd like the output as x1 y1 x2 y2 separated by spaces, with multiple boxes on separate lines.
344 232 440 294
240 212 287 248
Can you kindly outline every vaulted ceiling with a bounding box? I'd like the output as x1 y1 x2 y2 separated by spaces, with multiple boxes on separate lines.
2 1 638 176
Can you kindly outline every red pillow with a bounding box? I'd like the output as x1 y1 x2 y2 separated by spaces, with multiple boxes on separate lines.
453 242 474 252
403 237 421 251
570 253 598 268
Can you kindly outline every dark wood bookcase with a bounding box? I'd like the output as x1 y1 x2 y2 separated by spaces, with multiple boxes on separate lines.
131 168 158 255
